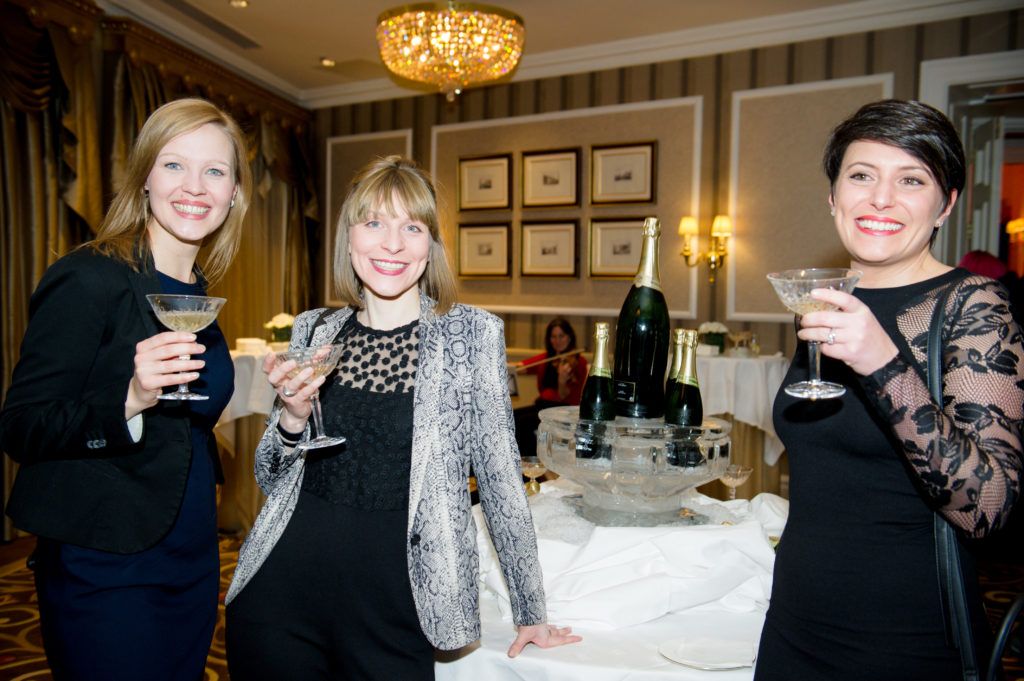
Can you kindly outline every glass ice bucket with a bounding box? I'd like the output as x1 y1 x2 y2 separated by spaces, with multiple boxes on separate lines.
537 406 732 525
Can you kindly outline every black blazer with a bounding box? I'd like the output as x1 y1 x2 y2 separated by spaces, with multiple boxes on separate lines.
1 248 216 553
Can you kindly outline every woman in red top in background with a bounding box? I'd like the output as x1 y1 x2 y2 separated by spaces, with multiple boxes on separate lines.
513 318 588 458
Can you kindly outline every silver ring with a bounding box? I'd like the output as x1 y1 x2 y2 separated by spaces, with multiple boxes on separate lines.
827 329 836 345
282 388 296 397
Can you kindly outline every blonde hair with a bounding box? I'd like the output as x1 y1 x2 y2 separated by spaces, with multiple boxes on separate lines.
332 155 457 314
90 98 252 285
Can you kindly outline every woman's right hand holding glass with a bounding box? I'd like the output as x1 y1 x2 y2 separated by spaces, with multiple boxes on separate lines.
126 331 205 419
262 352 324 432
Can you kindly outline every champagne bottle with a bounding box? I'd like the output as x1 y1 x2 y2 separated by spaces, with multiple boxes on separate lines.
576 323 614 461
665 327 685 396
579 323 615 422
665 329 704 467
613 217 670 419
664 329 702 426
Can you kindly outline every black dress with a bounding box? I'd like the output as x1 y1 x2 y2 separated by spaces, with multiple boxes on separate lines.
226 316 435 681
755 269 1023 681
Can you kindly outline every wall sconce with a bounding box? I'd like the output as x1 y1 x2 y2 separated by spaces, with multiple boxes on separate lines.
679 214 732 284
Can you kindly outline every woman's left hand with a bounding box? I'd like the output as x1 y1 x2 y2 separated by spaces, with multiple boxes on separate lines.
798 288 898 376
507 623 583 658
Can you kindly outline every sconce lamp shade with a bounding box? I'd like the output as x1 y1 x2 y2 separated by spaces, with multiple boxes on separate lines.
678 216 699 237
711 215 733 239
1007 217 1024 235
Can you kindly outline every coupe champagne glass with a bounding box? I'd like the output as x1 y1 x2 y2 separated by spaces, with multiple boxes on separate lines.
520 456 547 496
721 464 754 501
767 268 862 400
146 294 226 400
275 344 346 450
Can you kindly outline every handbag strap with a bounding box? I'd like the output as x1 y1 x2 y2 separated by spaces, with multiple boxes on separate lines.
928 279 980 681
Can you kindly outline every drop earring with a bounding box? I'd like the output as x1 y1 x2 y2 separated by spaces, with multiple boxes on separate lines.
830 207 836 217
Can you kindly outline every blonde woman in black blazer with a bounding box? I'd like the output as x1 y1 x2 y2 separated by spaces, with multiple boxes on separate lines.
0 98 251 681
225 156 580 680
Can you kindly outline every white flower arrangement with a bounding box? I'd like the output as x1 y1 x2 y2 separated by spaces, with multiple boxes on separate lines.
698 321 729 334
263 313 295 342
263 313 295 330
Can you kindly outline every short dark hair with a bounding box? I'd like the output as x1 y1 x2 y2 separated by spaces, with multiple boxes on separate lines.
823 99 965 209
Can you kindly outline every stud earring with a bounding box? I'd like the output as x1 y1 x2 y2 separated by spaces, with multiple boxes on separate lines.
230 198 236 208
830 207 836 217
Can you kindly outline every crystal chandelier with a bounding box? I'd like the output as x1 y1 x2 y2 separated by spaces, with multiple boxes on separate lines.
376 2 525 102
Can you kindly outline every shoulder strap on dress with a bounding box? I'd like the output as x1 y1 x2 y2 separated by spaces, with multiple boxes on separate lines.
928 271 980 681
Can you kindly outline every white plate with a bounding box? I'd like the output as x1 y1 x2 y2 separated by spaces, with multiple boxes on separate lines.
658 637 756 671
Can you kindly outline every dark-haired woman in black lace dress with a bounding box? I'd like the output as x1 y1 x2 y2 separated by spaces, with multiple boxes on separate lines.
754 100 1023 681
224 156 580 680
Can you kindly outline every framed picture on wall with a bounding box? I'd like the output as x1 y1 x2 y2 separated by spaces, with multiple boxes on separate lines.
591 142 656 203
521 221 578 277
458 154 511 210
522 149 579 207
458 223 511 277
589 218 645 277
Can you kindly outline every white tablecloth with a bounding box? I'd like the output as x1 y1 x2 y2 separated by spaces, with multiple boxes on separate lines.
215 351 276 452
435 481 788 680
696 355 789 465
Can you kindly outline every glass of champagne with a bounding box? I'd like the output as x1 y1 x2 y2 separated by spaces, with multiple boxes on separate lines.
274 344 346 450
146 294 226 400
720 464 754 500
767 268 862 400
521 456 547 496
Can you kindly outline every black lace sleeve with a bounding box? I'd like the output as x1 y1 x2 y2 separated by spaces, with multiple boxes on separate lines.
861 277 1023 538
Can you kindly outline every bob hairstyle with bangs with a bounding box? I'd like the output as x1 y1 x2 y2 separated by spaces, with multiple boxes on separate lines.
89 97 251 285
332 155 457 314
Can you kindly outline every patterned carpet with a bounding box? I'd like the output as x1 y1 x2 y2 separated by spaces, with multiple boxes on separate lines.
0 535 1020 679
0 535 237 680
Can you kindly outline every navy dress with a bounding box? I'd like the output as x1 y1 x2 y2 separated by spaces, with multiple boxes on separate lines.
33 271 232 681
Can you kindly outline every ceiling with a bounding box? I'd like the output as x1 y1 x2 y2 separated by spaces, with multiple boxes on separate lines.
96 0 1012 109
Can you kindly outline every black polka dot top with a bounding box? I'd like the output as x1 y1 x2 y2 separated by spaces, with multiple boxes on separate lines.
302 315 419 510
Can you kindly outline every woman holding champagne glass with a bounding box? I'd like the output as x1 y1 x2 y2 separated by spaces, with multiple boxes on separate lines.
755 100 1023 681
0 98 251 680
225 155 580 679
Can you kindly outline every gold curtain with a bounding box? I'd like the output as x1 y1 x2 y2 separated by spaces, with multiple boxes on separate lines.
0 2 99 539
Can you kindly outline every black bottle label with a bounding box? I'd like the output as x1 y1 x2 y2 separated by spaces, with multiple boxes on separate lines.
614 380 637 404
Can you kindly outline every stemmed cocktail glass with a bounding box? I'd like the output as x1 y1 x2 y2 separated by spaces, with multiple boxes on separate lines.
274 344 346 450
767 268 861 400
521 456 547 496
146 294 226 400
721 464 754 500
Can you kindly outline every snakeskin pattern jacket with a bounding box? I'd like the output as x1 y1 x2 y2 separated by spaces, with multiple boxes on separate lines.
225 295 547 650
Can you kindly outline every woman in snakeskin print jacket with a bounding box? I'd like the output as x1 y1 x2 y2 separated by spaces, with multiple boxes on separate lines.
224 156 580 679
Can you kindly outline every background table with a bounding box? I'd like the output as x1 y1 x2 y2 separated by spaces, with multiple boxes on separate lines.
695 354 788 498
214 351 275 532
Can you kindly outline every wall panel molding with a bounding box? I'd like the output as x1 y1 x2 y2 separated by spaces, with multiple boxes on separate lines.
726 74 893 322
